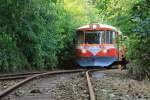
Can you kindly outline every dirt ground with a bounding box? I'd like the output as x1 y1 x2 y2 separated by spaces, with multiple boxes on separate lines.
1 72 88 100
0 80 22 92
0 69 150 100
92 69 150 100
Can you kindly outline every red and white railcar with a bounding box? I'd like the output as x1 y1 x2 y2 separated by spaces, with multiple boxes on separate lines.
76 23 127 68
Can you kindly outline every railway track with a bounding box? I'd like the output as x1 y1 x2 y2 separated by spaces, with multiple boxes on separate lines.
85 69 109 100
0 72 45 80
0 68 111 100
0 72 42 78
0 69 85 99
86 69 97 100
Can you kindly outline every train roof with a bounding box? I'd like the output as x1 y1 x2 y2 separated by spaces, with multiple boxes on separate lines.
77 23 121 34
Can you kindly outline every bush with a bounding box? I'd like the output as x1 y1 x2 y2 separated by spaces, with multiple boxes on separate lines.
127 0 150 80
0 0 98 72
0 34 29 72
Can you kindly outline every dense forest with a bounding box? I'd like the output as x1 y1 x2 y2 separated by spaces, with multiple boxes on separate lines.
0 0 149 80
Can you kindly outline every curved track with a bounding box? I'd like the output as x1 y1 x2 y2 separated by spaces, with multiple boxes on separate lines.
0 68 114 100
85 69 107 100
86 70 96 100
0 69 84 99
0 72 44 80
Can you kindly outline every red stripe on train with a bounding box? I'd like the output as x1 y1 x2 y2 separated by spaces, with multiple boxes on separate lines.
76 49 93 57
76 48 118 57
96 48 118 57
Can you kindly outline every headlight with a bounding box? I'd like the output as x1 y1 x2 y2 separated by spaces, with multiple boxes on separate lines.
103 49 107 53
82 49 86 53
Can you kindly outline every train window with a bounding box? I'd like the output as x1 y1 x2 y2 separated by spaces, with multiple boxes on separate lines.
76 31 115 44
98 31 114 44
106 31 113 44
85 33 99 44
77 31 84 44
101 31 106 44
106 31 110 43
98 31 107 44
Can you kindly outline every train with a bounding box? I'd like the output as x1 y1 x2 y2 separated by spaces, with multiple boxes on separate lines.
75 23 128 68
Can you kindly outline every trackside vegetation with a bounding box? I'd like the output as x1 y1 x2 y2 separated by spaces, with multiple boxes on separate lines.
0 0 98 71
96 0 150 80
0 0 149 80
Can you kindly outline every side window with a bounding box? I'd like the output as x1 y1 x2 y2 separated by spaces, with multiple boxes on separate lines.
112 31 116 44
106 31 110 44
110 31 113 44
101 31 106 44
106 31 113 44
77 31 84 44
98 31 105 44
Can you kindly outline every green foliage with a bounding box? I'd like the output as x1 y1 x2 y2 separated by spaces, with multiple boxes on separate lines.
0 34 29 72
56 0 99 67
96 0 140 33
96 0 150 80
0 0 98 71
0 0 59 71
127 0 150 80
1 0 149 78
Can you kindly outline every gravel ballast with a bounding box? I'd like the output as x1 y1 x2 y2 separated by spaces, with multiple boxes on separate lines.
1 72 89 100
92 69 150 100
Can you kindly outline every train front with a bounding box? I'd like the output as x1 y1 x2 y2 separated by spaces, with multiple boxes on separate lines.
76 24 120 68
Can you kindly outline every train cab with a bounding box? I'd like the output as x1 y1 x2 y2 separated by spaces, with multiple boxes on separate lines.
76 23 126 68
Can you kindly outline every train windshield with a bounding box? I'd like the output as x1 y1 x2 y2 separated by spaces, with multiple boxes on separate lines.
77 31 115 44
85 32 99 44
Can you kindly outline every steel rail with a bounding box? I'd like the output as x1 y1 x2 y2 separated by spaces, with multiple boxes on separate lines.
0 72 48 80
0 72 44 78
0 69 84 99
85 69 101 100
86 70 96 100
0 75 31 80
85 68 108 100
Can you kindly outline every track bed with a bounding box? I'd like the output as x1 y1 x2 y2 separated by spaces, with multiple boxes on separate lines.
92 69 150 100
1 72 89 100
1 69 150 100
